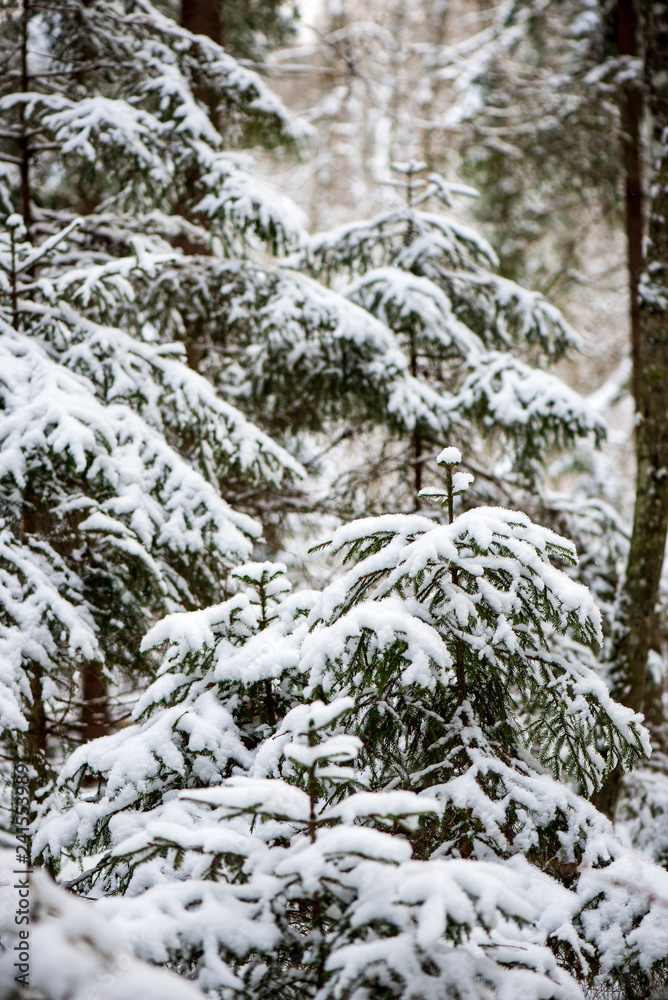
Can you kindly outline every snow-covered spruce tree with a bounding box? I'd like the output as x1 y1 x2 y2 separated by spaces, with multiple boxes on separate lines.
294 160 604 508
39 700 585 1000
0 212 301 815
0 0 301 249
0 0 466 800
37 447 668 997
2 1 607 527
0 0 487 529
0 0 313 407
0 0 358 825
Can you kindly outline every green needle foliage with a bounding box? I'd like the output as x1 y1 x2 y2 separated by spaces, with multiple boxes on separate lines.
37 447 666 998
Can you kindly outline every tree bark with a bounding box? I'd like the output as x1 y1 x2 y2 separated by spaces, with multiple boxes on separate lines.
617 0 644 407
409 336 424 502
593 0 668 819
19 0 32 235
174 0 220 370
181 0 221 42
27 667 47 768
80 663 110 744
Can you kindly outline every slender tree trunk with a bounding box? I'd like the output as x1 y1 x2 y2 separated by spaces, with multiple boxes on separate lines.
22 492 48 775
420 3 449 169
181 0 220 42
26 667 47 769
19 0 32 235
412 428 423 500
23 663 48 840
78 547 110 744
593 0 668 819
617 0 644 407
80 663 110 743
174 0 221 367
409 335 423 502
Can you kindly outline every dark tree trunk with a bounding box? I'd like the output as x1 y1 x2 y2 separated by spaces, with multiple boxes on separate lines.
409 338 423 503
181 0 220 42
413 428 423 501
27 667 47 767
80 663 110 743
175 0 222 371
179 0 223 135
617 0 644 407
24 664 48 836
19 0 32 234
22 492 48 775
593 0 668 819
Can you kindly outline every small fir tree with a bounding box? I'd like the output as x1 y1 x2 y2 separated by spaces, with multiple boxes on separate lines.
42 700 586 1000
37 447 668 997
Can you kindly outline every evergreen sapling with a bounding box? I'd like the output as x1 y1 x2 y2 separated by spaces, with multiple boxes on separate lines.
37 447 668 996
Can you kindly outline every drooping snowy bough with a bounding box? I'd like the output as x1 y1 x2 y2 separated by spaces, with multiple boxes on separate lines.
0 216 302 794
0 846 206 1000
294 162 605 502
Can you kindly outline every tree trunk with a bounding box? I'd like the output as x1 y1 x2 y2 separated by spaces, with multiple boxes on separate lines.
409 336 423 502
181 0 220 42
22 491 48 776
26 667 47 770
23 665 48 836
80 663 110 744
593 0 668 819
174 0 221 370
617 0 644 407
19 0 32 234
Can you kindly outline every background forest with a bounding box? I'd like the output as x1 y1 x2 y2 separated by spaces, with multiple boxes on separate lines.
0 1 667 999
